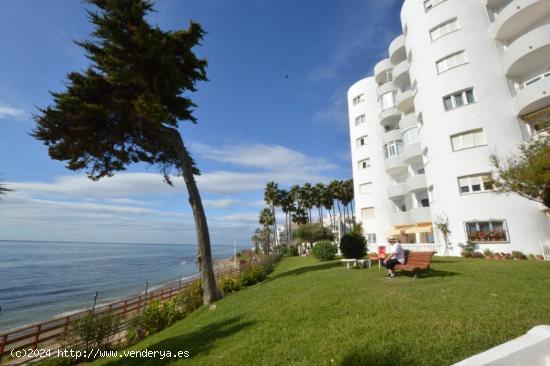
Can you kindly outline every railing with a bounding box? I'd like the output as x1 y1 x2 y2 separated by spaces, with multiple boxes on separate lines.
0 267 239 365
401 243 442 255
540 241 550 261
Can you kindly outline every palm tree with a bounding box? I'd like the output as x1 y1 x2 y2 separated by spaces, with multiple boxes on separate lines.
344 179 355 225
291 207 308 226
259 208 274 255
290 184 302 209
279 189 296 253
321 185 334 232
314 183 325 225
301 183 314 223
264 182 279 252
251 228 263 254
329 180 343 233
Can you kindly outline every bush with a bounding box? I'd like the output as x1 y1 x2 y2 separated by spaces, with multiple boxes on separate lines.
240 265 267 287
483 249 494 257
512 251 527 260
143 300 181 334
312 240 338 261
459 242 479 258
260 254 280 274
340 232 367 259
471 252 484 259
175 279 203 314
220 276 241 295
293 223 334 244
280 245 299 257
69 313 121 356
528 254 537 260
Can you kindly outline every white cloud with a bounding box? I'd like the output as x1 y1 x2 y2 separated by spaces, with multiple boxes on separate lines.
0 104 26 119
203 198 264 209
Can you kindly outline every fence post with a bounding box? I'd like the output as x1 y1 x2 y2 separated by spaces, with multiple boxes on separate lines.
137 296 141 314
63 316 70 338
33 324 41 350
123 300 128 317
143 282 149 309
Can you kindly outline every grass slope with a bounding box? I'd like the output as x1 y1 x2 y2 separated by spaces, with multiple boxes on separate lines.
94 257 550 366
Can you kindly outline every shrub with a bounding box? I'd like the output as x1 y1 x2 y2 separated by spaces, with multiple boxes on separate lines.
471 252 484 259
528 254 537 260
511 251 527 260
240 265 267 287
483 249 494 257
260 254 280 274
142 300 181 335
340 232 367 259
220 276 241 295
280 245 299 257
69 312 121 356
293 223 334 244
312 240 338 261
459 242 479 258
175 279 203 314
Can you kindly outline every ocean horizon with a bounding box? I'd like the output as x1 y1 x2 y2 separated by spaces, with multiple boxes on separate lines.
0 240 248 331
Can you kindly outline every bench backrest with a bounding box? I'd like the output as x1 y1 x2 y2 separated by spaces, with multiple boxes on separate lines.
405 251 434 269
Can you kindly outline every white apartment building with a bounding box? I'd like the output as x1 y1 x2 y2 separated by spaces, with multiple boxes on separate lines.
348 0 550 255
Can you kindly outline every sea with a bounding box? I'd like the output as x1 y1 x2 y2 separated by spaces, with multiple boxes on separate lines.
0 240 245 332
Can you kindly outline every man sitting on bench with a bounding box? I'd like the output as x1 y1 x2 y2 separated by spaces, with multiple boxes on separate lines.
385 238 405 279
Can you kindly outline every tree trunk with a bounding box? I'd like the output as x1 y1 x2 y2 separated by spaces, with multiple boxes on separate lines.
168 129 221 305
272 205 277 256
320 206 324 226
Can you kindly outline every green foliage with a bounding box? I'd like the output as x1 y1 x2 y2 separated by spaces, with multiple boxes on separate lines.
142 300 181 335
292 223 334 244
351 222 363 235
483 249 494 257
312 240 337 261
280 245 299 257
459 242 480 258
511 251 527 260
175 280 203 314
490 132 550 209
220 276 241 295
339 232 367 259
69 313 121 356
239 265 267 287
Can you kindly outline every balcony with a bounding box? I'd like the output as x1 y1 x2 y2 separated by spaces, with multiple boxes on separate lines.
390 211 412 226
397 89 415 113
389 35 406 65
404 141 422 163
384 154 407 174
387 183 407 199
383 129 402 144
374 58 393 85
494 0 550 42
410 207 432 223
393 60 410 89
399 113 417 130
376 81 397 99
503 24 550 77
379 107 401 128
516 73 550 116
406 174 427 193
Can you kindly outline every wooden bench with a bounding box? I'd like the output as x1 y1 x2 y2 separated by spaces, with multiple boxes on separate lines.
394 251 434 278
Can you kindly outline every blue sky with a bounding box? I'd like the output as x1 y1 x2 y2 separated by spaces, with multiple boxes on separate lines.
0 0 403 245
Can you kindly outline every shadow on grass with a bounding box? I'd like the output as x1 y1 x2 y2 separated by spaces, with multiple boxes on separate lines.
103 316 254 366
396 269 458 279
269 260 342 281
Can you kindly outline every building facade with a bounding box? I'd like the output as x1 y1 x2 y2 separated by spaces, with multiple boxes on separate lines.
348 0 550 255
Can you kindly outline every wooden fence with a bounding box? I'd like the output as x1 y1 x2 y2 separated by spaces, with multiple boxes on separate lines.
0 266 239 365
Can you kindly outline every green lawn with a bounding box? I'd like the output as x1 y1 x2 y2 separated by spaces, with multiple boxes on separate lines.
94 257 550 366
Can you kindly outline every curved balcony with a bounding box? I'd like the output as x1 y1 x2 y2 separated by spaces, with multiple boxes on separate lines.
379 107 401 128
399 113 417 130
390 211 412 226
404 141 422 163
383 129 402 144
384 154 408 175
397 89 415 113
376 81 397 99
389 35 406 65
495 0 550 42
388 183 407 199
485 0 507 9
410 207 432 223
503 24 550 77
406 174 427 193
516 74 550 116
393 60 410 89
374 58 393 85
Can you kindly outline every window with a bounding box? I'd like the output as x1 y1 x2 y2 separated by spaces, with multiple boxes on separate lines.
430 18 459 41
383 140 403 159
420 198 430 207
436 51 467 74
458 174 493 194
352 94 364 106
379 91 397 111
443 88 475 111
451 129 486 151
367 233 377 243
355 114 366 126
361 207 375 219
424 0 447 11
402 126 419 146
356 135 367 147
465 220 509 243
359 182 372 194
358 158 371 170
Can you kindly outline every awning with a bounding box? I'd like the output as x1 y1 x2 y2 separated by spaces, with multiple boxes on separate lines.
404 223 433 234
387 225 413 236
